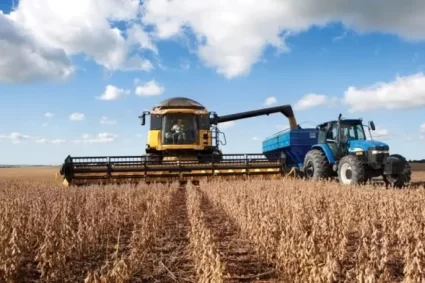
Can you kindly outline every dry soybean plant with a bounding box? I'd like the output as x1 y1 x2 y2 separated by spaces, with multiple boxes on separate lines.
2 177 425 282
201 178 425 282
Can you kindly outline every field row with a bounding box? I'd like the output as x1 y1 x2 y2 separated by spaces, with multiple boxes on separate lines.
1 179 425 282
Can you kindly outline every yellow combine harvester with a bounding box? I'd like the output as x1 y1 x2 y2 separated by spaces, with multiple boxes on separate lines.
59 97 298 186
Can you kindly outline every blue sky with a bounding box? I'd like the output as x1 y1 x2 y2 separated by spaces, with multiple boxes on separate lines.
1 0 425 164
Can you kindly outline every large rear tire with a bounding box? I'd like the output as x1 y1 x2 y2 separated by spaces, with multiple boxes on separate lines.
383 154 411 189
303 149 332 180
338 155 366 185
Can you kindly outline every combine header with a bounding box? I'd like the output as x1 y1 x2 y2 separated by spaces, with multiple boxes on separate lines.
60 97 411 188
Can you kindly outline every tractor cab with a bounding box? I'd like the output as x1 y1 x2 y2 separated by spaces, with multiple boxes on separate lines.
316 116 387 161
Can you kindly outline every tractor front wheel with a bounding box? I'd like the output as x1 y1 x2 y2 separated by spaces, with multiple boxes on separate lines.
338 155 366 185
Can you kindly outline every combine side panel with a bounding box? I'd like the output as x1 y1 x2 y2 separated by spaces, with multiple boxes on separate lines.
60 153 286 186
262 128 319 169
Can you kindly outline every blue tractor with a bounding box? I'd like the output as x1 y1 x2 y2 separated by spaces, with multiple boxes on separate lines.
262 114 411 188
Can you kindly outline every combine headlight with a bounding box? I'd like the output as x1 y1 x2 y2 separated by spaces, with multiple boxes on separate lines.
371 150 389 154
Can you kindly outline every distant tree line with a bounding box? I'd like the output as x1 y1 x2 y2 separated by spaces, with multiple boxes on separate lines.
0 165 55 168
409 159 425 163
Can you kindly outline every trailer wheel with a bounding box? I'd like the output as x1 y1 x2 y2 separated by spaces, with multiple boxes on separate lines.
338 155 366 185
303 149 332 180
383 154 411 189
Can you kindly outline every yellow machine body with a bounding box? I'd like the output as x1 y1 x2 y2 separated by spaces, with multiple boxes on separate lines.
146 108 212 153
59 97 299 187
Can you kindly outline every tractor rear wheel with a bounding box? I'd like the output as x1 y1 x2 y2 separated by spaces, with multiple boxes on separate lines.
338 155 366 185
303 149 332 180
383 154 411 189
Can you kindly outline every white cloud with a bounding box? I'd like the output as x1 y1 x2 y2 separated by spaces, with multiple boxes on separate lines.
252 136 261 141
1 0 155 83
264 96 277 106
44 112 54 118
74 133 118 144
51 139 66 144
0 11 74 83
420 123 425 132
332 30 348 42
3 1 425 82
98 85 130 101
69 113 85 121
371 128 390 140
142 0 425 79
0 132 33 143
218 121 235 130
135 79 165 96
0 132 66 144
294 93 329 110
343 72 425 112
100 116 117 125
36 138 66 144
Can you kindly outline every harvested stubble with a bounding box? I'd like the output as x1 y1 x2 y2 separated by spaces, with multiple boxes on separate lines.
1 178 425 283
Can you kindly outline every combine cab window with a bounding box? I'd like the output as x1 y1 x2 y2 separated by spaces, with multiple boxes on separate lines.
162 114 198 144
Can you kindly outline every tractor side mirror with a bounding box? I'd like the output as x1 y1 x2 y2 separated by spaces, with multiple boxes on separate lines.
369 121 376 131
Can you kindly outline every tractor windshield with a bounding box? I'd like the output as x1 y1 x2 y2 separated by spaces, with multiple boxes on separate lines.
162 113 198 145
340 123 366 140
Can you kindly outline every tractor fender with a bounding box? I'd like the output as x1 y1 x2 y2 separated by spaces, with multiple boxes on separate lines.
311 144 335 164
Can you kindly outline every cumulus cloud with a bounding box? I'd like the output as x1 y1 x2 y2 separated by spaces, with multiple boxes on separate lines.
74 133 118 144
69 113 85 121
294 93 329 110
0 11 74 83
0 132 66 144
4 1 425 82
0 132 33 143
35 138 66 144
264 96 278 106
343 72 425 112
1 0 155 83
218 121 235 130
420 123 425 132
135 79 165 96
370 128 390 140
97 85 130 100
100 116 117 125
142 0 425 78
44 112 54 118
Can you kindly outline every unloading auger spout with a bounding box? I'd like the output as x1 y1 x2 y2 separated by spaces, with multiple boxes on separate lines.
210 105 297 130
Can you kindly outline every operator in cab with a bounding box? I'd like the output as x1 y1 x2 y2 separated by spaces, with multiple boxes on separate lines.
171 119 186 143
